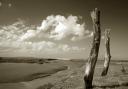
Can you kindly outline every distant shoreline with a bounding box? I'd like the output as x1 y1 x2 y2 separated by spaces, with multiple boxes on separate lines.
0 57 58 64
0 57 128 64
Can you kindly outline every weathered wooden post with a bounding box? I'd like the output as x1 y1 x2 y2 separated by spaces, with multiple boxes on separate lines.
101 29 111 76
121 64 126 73
84 8 101 89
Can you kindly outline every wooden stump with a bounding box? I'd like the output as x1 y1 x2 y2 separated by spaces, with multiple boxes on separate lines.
84 8 101 89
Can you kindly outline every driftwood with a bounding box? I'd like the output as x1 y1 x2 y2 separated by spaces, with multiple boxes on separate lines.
84 8 101 89
101 29 111 76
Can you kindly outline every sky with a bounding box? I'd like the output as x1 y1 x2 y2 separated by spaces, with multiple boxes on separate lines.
0 0 128 59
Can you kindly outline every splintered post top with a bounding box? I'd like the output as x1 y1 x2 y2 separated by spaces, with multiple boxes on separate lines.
91 8 100 23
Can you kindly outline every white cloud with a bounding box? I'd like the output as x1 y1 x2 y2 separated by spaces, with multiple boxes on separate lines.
0 40 85 55
0 19 35 41
0 17 89 58
20 15 91 41
20 30 36 41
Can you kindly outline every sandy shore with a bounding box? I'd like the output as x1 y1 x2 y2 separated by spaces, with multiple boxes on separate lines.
0 59 128 89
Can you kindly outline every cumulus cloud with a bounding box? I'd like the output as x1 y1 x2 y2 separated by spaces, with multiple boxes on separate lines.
20 15 92 41
0 16 91 58
0 15 93 42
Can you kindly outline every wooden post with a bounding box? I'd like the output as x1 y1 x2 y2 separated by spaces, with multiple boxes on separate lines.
84 8 101 89
121 64 126 73
101 29 111 76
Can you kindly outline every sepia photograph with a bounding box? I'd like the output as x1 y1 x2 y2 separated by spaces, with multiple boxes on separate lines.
0 0 128 89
